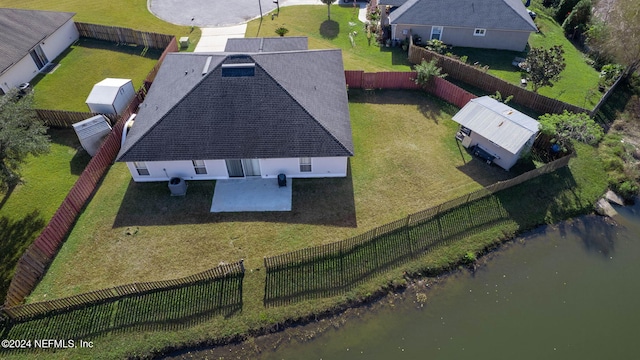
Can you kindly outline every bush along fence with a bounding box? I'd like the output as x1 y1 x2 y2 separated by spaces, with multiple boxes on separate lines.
3 35 179 308
263 154 573 306
408 44 590 116
0 261 244 353
345 70 476 109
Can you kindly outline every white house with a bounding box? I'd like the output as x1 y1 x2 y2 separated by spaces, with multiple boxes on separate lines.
0 8 79 94
379 0 537 52
452 96 539 171
117 37 354 182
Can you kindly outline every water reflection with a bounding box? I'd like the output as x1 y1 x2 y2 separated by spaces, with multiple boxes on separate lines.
167 201 640 360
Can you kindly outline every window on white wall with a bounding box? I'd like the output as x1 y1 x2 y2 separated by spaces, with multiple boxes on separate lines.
474 28 486 37
192 160 207 174
430 26 443 40
133 161 149 176
299 157 312 172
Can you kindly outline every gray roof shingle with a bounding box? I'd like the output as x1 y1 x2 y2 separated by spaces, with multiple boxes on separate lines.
224 37 308 52
0 8 75 74
389 0 537 32
117 45 353 162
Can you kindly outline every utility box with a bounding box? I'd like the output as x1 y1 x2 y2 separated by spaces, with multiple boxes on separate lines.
72 115 112 156
85 78 135 115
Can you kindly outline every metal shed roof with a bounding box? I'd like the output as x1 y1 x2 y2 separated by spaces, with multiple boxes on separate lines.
452 96 539 155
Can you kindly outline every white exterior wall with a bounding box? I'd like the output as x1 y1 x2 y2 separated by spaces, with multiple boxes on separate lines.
0 19 78 93
126 157 348 182
468 134 532 171
259 157 348 178
392 24 531 52
112 82 136 115
127 159 229 182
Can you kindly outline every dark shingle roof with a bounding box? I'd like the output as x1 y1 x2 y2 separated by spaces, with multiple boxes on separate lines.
390 0 537 32
0 8 75 74
224 37 308 52
117 47 353 162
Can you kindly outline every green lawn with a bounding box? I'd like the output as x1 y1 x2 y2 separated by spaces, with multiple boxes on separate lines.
245 5 412 72
438 1 601 109
0 129 90 302
29 90 511 302
0 0 198 40
31 38 162 111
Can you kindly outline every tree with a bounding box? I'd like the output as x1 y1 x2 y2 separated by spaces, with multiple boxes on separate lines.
320 0 337 20
538 110 603 151
0 90 50 189
525 45 566 92
562 0 591 38
555 0 580 23
587 0 640 78
413 59 447 88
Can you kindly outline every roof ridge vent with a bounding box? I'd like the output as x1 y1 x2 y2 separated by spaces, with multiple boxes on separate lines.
221 62 256 77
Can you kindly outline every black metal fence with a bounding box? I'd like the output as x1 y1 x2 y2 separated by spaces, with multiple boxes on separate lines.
264 154 573 306
0 261 244 354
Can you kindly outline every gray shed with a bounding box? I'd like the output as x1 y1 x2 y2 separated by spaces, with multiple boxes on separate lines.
72 115 112 156
452 96 539 170
85 78 135 115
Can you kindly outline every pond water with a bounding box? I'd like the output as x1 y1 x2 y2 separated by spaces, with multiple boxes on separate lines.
170 202 640 359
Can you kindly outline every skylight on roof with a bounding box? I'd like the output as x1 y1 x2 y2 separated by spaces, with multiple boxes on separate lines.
221 63 255 77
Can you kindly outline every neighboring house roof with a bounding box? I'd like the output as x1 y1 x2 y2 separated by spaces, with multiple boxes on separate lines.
452 96 539 155
117 45 353 162
0 8 75 75
389 0 537 32
224 37 308 52
378 0 409 6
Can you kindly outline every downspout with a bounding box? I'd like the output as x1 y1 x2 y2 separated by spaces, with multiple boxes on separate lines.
120 113 136 149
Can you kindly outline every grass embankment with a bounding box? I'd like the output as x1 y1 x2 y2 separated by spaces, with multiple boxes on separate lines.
0 129 90 303
15 90 608 359
245 5 412 72
444 1 600 108
32 39 162 111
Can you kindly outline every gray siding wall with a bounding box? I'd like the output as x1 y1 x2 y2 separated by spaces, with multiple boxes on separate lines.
393 24 531 52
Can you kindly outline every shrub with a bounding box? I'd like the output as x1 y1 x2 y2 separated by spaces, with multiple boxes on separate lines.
413 59 447 87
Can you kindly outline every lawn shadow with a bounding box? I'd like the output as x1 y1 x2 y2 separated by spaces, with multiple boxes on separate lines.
497 167 579 230
379 46 413 67
74 38 162 59
46 128 91 175
0 211 47 301
455 155 515 187
113 163 357 228
320 20 340 39
348 89 452 123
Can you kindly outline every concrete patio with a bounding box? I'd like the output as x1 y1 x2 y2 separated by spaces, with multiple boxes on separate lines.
210 177 292 212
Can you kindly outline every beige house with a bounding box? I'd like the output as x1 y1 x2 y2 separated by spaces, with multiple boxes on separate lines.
379 0 537 52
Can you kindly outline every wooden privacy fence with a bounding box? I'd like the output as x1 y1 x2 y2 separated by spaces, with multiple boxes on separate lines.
408 45 590 115
3 36 178 308
36 109 118 128
75 22 174 50
345 70 477 109
264 154 573 306
0 262 244 348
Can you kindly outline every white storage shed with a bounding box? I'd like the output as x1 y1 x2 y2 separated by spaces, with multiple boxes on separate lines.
85 78 135 115
72 115 113 156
